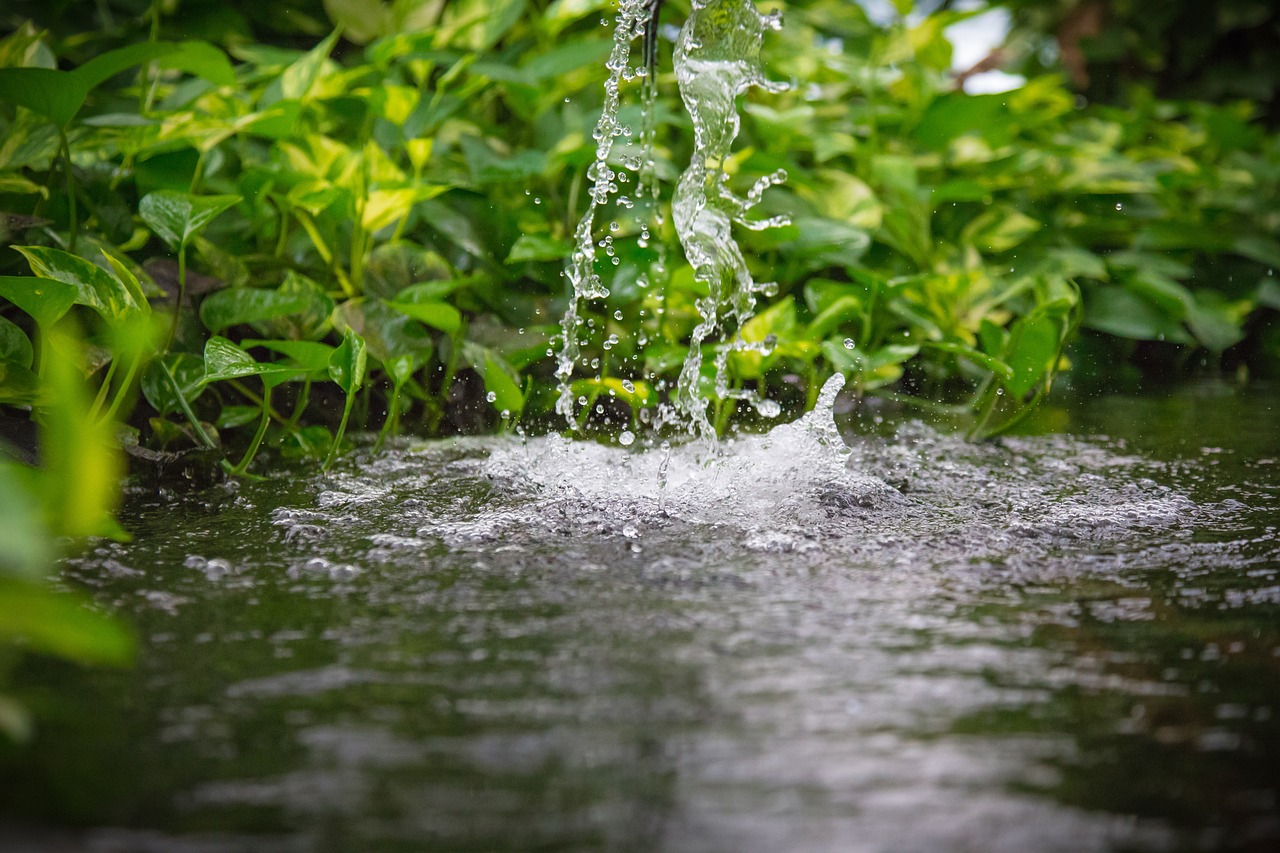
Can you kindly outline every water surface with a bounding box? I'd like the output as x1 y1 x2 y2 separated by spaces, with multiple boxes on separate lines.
2 382 1277 852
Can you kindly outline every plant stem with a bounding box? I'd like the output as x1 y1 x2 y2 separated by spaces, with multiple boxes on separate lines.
374 382 404 452
161 359 216 450
102 352 144 424
164 243 187 352
229 389 272 476
91 358 119 418
323 391 356 471
59 129 77 254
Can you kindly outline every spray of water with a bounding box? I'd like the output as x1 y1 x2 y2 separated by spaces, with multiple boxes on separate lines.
669 0 789 438
556 0 789 438
554 0 654 426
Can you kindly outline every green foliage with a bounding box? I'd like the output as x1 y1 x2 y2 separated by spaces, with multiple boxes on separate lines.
0 0 1273 458
0 326 134 741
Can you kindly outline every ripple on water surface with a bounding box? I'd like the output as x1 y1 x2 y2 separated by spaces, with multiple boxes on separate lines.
12 383 1280 852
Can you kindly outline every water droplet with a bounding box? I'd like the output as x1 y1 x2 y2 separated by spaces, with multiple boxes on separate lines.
1116 203 1123 211
619 430 635 446
843 338 856 350
486 391 497 403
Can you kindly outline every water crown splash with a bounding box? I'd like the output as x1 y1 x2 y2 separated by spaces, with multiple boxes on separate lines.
555 0 789 438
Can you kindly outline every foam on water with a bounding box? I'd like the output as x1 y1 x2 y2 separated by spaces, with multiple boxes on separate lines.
308 374 1208 571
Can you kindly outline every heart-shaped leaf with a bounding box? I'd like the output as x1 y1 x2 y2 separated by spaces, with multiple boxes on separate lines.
202 337 300 386
141 353 207 415
199 286 311 333
139 191 242 250
385 299 462 333
0 276 77 327
328 328 368 395
12 247 139 323
0 315 34 369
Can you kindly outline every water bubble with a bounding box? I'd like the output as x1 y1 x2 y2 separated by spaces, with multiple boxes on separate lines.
613 309 624 321
621 379 635 393
755 399 782 418
843 338 856 350
486 391 497 403
619 429 635 446
1116 203 1123 211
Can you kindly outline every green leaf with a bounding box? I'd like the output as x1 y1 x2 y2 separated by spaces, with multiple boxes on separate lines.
506 234 571 263
384 352 421 386
478 353 524 414
0 315 33 369
923 340 1014 379
199 286 311 333
156 41 236 87
70 42 180 91
328 328 368 395
277 29 341 102
336 298 434 362
913 92 1011 151
385 299 462 334
139 191 242 250
1003 315 1063 398
0 67 87 128
0 578 133 666
0 360 40 405
141 353 206 415
962 207 1041 254
1256 278 1280 311
241 340 335 374
0 462 52 578
202 337 300 385
39 328 123 540
520 37 614 80
570 376 654 408
12 247 138 324
1186 296 1245 353
1083 287 1193 343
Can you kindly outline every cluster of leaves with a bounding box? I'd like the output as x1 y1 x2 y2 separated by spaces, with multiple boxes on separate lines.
1000 0 1280 120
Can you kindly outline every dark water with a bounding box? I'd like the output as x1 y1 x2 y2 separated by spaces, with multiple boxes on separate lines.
2 383 1277 852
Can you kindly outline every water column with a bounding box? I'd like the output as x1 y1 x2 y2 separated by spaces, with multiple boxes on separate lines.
554 1 654 426
670 0 788 438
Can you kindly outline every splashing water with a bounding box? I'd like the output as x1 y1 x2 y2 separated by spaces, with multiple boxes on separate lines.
670 0 788 437
556 0 789 437
554 0 654 425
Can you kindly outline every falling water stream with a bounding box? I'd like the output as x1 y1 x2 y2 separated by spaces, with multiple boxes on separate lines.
556 0 790 436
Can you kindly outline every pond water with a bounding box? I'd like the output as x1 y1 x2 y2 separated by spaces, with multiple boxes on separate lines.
2 382 1278 852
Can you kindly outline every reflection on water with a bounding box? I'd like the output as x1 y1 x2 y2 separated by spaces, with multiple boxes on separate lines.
1 383 1277 852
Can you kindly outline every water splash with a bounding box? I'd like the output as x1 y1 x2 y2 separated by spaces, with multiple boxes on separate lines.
554 0 654 425
670 0 788 437
556 0 789 438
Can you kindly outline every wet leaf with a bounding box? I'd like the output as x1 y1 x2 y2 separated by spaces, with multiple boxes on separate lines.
328 328 368 395
12 248 139 323
199 286 311 333
385 299 462 334
141 353 207 415
139 191 242 250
